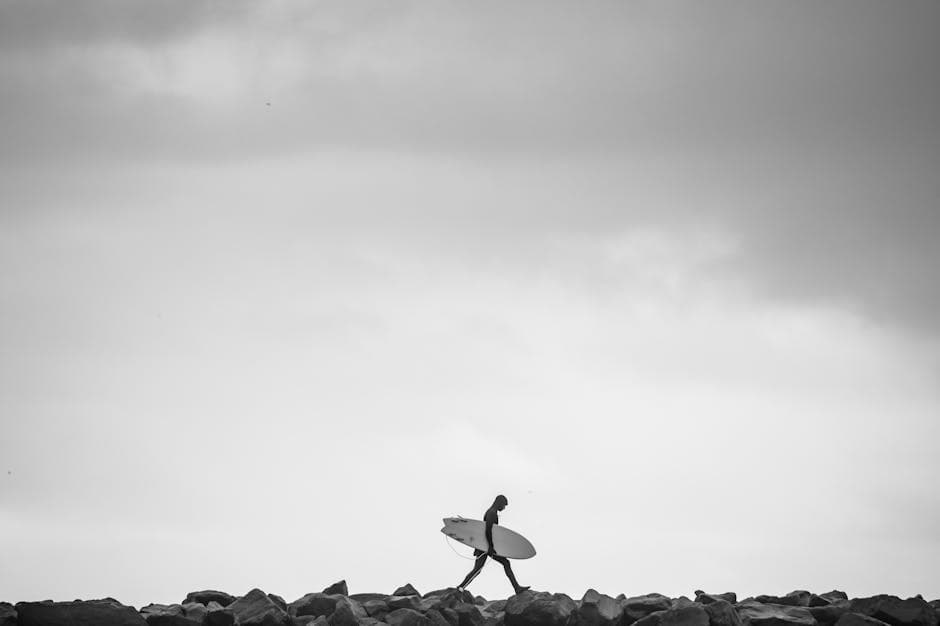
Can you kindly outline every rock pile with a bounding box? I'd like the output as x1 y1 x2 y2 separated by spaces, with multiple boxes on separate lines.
5 583 939 626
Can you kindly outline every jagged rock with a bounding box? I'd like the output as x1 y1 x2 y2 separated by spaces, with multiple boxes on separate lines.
388 596 424 612
16 599 147 626
810 601 850 626
736 600 817 626
394 585 421 597
822 594 850 605
360 619 388 626
696 592 739 606
754 593 812 608
206 600 235 626
291 594 341 619
622 594 675 624
228 588 291 626
269 595 288 612
328 597 368 626
633 602 710 626
291 617 321 626
441 607 460 626
352 594 391 604
836 614 892 626
426 609 451 626
363 599 390 619
386 608 431 626
140 603 200 626
0 603 16 626
455 603 486 626
849 596 937 626
705 600 745 626
323 582 349 597
504 591 577 626
579 589 623 625
183 602 208 623
205 603 236 626
184 591 237 607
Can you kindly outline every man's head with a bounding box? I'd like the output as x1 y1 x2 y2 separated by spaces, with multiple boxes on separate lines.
494 494 508 510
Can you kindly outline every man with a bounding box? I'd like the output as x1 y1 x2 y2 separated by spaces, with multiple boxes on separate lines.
456 494 530 594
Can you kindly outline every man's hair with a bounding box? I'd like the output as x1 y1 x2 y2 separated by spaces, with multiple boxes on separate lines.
494 494 508 506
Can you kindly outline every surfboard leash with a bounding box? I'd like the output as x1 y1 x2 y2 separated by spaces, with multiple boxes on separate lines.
443 533 485 561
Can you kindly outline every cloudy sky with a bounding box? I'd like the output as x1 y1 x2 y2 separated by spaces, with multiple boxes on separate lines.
1 0 939 608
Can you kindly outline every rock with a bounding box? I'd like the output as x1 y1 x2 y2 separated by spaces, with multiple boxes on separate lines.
328 597 368 626
821 594 850 605
848 596 937 626
228 588 291 626
579 589 623 625
634 603 710 626
359 619 388 626
426 609 451 626
441 607 460 626
351 595 391 604
455 603 485 626
183 603 208 623
269 595 288 612
205 603 236 626
323 582 349 597
705 600 745 626
622 595 675 624
16 599 147 626
386 608 431 626
388 597 423 612
140 604 200 626
0 603 16 626
504 591 577 626
291 595 341 619
810 602 850 626
697 593 739 606
363 600 390 619
291 618 322 626
736 600 817 626
836 615 892 626
394 585 421 598
184 591 236 607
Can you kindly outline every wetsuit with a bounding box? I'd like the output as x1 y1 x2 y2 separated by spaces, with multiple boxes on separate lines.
457 504 525 593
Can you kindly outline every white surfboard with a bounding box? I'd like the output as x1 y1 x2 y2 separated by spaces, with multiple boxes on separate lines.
440 517 537 559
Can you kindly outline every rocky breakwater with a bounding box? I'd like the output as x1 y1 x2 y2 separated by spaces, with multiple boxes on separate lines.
4 583 939 626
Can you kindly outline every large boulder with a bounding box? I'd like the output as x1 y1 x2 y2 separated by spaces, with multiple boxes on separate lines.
362 599 390 620
425 609 451 626
809 602 850 626
228 589 291 626
184 591 236 607
16 599 147 626
388 596 424 612
705 600 745 626
455 603 486 626
633 603 710 626
579 589 623 625
754 593 813 608
140 604 200 626
622 595 675 624
386 608 431 626
504 591 577 626
328 597 368 626
323 582 349 597
205 602 236 626
0 603 16 626
736 601 817 626
811 595 849 609
394 585 421 597
848 596 938 626
697 593 738 606
291 595 341 619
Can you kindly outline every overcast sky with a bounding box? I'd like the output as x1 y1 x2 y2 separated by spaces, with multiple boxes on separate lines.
1 0 939 609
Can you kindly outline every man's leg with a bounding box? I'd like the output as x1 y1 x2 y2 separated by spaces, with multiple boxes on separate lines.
457 550 488 590
492 555 529 594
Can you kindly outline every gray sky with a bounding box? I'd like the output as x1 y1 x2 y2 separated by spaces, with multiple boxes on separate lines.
1 0 939 608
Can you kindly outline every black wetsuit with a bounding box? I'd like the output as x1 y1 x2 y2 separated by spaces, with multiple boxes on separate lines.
457 504 524 592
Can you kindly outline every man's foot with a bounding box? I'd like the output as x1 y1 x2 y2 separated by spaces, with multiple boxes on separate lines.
514 586 531 594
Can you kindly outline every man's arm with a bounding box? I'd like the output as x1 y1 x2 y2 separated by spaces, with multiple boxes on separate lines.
485 520 496 555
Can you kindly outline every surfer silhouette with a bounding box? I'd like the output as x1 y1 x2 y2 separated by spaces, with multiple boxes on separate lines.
457 495 530 594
